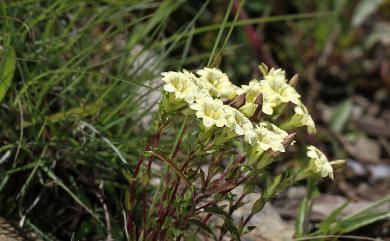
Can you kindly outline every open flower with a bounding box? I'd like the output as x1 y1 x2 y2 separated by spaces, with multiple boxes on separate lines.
281 102 316 133
162 71 202 104
190 97 227 128
239 80 264 117
307 146 334 179
253 122 288 153
258 74 301 115
263 68 287 83
224 106 256 144
239 73 301 117
197 68 238 99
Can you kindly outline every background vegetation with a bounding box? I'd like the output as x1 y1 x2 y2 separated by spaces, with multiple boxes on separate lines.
0 0 389 240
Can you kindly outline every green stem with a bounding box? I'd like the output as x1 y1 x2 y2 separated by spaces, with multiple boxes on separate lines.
146 116 189 235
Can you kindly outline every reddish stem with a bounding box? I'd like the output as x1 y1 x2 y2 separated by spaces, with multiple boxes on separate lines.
128 125 164 239
151 134 192 241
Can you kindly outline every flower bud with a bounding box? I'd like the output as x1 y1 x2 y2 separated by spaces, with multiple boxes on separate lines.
288 74 299 88
225 93 246 109
249 94 263 123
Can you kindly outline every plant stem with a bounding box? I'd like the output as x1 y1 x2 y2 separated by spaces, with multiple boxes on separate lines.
147 116 189 240
128 121 164 239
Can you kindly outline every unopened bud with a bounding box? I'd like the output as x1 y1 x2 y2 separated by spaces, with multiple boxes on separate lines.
259 63 269 76
225 93 246 109
282 133 296 148
330 159 346 171
270 132 296 157
289 74 299 87
250 94 263 123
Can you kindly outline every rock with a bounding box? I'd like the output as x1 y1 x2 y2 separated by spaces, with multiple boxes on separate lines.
241 203 294 241
354 136 381 163
231 187 294 241
0 217 43 241
368 163 390 180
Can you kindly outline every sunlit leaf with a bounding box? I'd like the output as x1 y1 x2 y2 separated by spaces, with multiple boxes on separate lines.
0 47 16 103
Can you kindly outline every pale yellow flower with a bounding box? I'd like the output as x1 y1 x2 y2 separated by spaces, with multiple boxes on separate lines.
189 97 227 128
259 76 301 114
307 145 334 179
239 80 265 117
239 73 301 116
281 102 316 133
162 71 201 104
224 106 256 144
264 68 287 83
253 122 288 153
197 68 238 99
240 67 299 116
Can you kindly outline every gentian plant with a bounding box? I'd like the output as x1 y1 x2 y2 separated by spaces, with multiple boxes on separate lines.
126 64 337 241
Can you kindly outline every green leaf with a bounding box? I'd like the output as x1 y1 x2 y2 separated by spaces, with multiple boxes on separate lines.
207 0 234 67
266 174 282 197
344 194 390 220
337 211 390 234
242 225 256 235
352 0 384 28
318 201 350 234
313 195 390 235
203 205 240 240
251 197 266 214
188 219 217 240
204 205 229 217
224 217 241 241
0 46 16 103
330 99 352 133
259 63 269 76
294 177 319 237
42 166 101 222
252 175 283 215
295 196 309 237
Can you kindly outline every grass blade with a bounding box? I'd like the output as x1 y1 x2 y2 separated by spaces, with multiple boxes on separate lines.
295 177 319 237
41 166 101 223
337 211 390 234
0 46 16 103
207 0 234 67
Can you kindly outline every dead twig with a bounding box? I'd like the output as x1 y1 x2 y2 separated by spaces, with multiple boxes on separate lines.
97 182 113 241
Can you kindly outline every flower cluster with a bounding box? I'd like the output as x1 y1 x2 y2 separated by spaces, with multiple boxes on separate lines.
161 66 332 178
240 68 300 116
130 65 339 241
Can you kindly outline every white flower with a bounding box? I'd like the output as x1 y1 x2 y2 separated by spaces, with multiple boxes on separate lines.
224 106 256 144
162 71 202 104
239 80 263 117
239 74 301 117
190 97 227 128
307 146 334 179
197 68 238 99
258 75 301 114
283 102 316 133
264 68 287 83
253 122 288 153
240 67 300 116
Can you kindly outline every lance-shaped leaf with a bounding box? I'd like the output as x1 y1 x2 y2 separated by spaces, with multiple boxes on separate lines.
0 47 16 103
189 219 217 240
